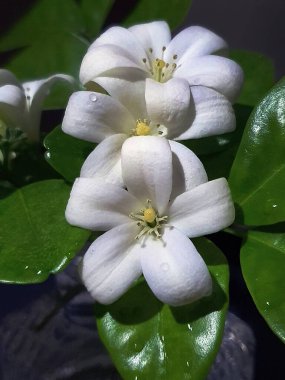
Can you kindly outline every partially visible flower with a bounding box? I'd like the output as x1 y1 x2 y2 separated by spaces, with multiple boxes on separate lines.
66 137 235 306
79 21 243 109
62 75 235 185
0 69 74 142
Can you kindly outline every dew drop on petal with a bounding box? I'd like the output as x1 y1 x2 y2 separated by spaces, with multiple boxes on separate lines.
160 262 169 272
89 93 97 102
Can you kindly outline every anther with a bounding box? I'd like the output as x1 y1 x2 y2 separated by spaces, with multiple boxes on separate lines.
173 54 178 60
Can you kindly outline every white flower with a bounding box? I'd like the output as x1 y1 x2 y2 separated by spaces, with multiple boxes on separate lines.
0 69 74 141
62 75 235 185
66 137 235 306
79 21 243 107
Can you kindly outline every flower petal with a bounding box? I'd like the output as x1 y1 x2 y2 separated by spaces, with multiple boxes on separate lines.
169 178 235 237
175 86 236 140
80 44 146 85
164 26 227 63
121 136 172 215
62 91 135 143
80 134 127 186
140 227 212 306
66 178 142 231
128 21 171 59
0 69 22 87
169 140 208 200
145 77 191 139
0 84 27 128
95 77 147 119
89 26 147 66
175 55 243 102
23 74 74 141
82 223 142 304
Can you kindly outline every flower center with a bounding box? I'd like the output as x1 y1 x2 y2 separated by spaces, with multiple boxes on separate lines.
142 47 178 83
131 119 168 137
135 120 151 136
129 200 168 240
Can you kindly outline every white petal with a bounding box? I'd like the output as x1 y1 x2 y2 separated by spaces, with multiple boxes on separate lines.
169 178 235 237
0 85 27 128
140 227 212 306
95 77 147 119
82 223 142 304
80 134 127 186
175 86 236 140
80 44 146 85
23 74 74 141
66 178 142 231
129 21 171 59
175 55 243 102
89 26 147 66
0 69 21 87
62 91 135 143
145 78 191 139
164 26 227 63
169 140 208 200
121 136 172 215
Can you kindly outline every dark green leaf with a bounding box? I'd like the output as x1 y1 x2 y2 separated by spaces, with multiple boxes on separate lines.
122 0 192 30
229 78 285 225
80 0 114 39
0 179 90 283
0 0 114 108
241 230 285 343
44 126 95 182
96 237 228 380
230 50 275 107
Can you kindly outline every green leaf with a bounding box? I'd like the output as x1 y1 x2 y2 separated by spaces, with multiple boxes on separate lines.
241 230 285 343
229 78 285 226
200 104 253 180
95 237 229 380
0 0 114 108
44 126 95 182
0 179 90 283
122 0 192 30
230 50 275 107
80 0 114 39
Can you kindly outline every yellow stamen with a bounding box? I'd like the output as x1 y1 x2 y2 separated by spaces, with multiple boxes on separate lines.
156 59 166 69
135 121 151 136
143 208 156 223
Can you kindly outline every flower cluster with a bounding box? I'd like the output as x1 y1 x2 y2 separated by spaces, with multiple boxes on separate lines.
64 21 243 306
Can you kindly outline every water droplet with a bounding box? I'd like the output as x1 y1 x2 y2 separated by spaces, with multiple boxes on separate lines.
160 262 169 272
264 199 278 215
186 361 190 367
187 323 193 331
25 265 29 270
161 335 165 342
89 93 97 102
37 270 42 275
266 301 270 306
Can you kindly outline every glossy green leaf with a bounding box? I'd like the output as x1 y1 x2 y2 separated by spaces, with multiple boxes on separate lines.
241 230 285 343
229 78 285 225
95 237 229 380
44 126 95 182
122 0 192 30
0 179 90 283
230 50 275 107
